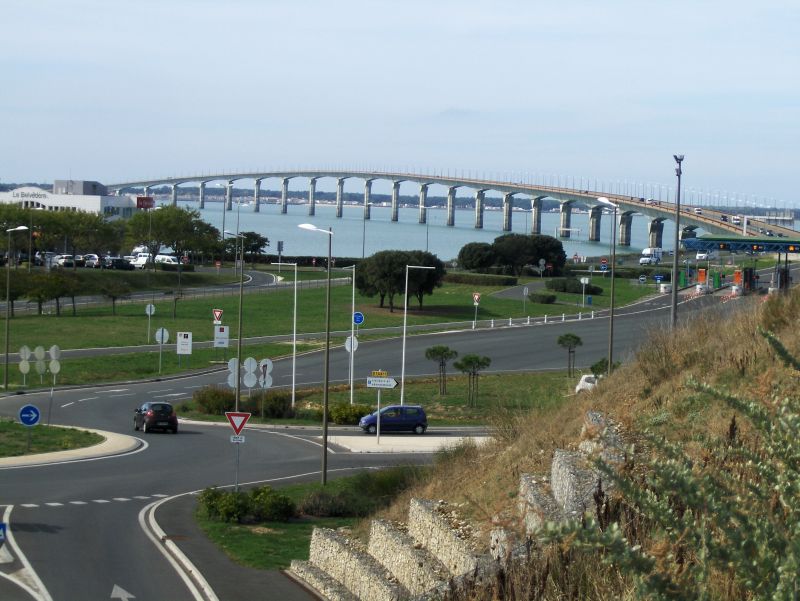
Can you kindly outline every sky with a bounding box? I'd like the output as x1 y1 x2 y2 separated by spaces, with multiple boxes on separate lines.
2 0 798 205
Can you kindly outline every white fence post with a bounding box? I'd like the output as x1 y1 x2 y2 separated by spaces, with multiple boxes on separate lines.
562 313 565 322
491 319 494 328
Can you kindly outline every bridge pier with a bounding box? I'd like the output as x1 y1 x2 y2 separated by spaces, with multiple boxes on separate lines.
391 181 400 222
648 219 664 248
171 184 178 207
364 179 373 220
474 190 485 229
143 186 150 198
281 178 289 214
226 181 233 211
253 179 261 212
588 206 603 241
619 213 633 246
308 178 318 216
502 193 513 231
336 178 345 218
559 202 573 237
531 196 544 234
198 182 205 209
447 186 457 226
418 183 428 224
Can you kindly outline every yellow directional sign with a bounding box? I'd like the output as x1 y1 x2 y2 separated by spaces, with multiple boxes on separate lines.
371 370 388 377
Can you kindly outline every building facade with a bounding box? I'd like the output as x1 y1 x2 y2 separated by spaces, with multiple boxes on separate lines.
0 181 138 220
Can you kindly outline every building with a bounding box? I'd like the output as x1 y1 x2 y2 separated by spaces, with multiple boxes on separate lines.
0 180 139 220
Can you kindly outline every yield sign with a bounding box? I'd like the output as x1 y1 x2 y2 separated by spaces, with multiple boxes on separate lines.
472 292 481 305
225 412 251 435
213 308 224 323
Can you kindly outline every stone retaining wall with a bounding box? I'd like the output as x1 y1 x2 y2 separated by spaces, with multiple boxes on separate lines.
407 499 479 576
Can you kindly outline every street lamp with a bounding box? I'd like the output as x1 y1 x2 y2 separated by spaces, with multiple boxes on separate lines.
596 198 617 376
225 229 246 411
5 225 28 390
670 155 684 329
298 223 333 485
400 264 435 405
342 264 357 405
272 262 298 409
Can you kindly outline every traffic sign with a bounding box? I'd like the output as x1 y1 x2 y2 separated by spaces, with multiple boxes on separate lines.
34 346 45 360
638 274 647 283
472 292 481 305
176 332 192 355
19 345 31 361
155 328 169 344
225 412 251 435
0 522 5 542
243 357 258 373
353 311 365 325
49 345 61 360
654 275 664 283
230 435 245 444
523 286 529 296
600 264 608 272
601 257 608 265
49 360 61 375
19 404 41 427
367 376 398 389
213 308 223 324
345 335 358 353
243 373 258 388
371 370 388 377
145 304 155 316
580 277 590 285
19 360 30 375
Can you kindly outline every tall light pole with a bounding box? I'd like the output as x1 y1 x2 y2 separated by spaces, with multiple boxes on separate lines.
670 155 684 329
272 262 298 409
344 264 356 405
298 223 333 485
400 264 435 405
596 198 617 376
225 229 246 411
5 225 28 390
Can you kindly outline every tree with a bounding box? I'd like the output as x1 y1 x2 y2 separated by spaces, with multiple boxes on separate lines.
25 273 56 315
100 280 131 316
425 345 458 395
458 242 496 271
557 333 583 377
489 233 567 276
453 354 491 407
405 251 446 309
357 250 445 312
240 231 269 267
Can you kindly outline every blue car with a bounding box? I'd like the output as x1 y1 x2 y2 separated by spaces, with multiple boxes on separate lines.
359 405 427 435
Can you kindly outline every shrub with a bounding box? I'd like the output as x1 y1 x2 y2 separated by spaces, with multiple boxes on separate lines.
545 277 603 296
295 407 323 422
444 272 518 286
246 390 295 419
198 487 227 520
157 263 195 272
299 489 362 517
529 292 557 304
329 403 372 425
249 486 295 522
193 386 235 415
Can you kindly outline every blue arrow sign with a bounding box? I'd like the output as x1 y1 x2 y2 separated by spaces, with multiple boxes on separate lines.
19 404 41 427
353 312 365 325
0 523 6 542
599 264 608 271
654 275 663 283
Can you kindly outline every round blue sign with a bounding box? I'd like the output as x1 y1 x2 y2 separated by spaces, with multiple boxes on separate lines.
19 404 41 427
654 275 663 283
599 264 609 271
353 312 365 325
638 274 647 283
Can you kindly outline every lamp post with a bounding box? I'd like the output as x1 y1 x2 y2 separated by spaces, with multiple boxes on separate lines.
343 264 356 405
272 262 298 409
5 225 28 390
225 229 246 411
596 198 617 376
670 155 684 330
400 264 435 405
298 223 333 485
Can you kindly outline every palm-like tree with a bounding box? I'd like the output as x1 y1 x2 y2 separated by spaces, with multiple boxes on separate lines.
557 333 583 377
425 345 458 395
453 354 492 407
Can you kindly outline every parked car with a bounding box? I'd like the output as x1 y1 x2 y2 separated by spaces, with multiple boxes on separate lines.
155 254 179 265
575 374 600 394
102 256 135 270
133 401 178 434
53 254 74 268
131 253 152 269
83 254 101 268
359 405 427 435
73 255 86 267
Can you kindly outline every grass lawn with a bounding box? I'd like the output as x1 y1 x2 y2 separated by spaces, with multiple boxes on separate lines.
0 420 103 456
195 515 356 570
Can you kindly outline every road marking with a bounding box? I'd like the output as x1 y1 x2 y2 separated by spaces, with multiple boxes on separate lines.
20 504 38 508
149 389 172 393
183 385 202 389
69 501 87 505
44 503 63 507
76 396 98 403
105 389 129 393
109 393 135 397
152 494 167 498
92 499 110 504
133 496 150 500
1 506 54 601
60 402 74 408
153 393 184 398
264 430 336 453
113 497 131 502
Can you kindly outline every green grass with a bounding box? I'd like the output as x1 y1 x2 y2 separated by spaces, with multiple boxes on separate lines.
195 515 356 570
0 420 103 456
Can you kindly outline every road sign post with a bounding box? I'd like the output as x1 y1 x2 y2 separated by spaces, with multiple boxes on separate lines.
580 277 590 307
367 371 397 445
19 404 40 453
154 328 169 374
472 292 481 329
47 345 60 425
225 411 251 492
145 304 155 341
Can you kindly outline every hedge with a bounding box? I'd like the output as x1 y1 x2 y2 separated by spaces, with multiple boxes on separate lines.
444 272 518 286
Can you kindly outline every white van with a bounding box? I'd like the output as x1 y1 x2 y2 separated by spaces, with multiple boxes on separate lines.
131 253 152 269
639 247 663 266
155 254 179 265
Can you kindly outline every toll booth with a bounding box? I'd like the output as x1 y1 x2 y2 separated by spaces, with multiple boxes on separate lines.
742 267 756 291
777 267 791 290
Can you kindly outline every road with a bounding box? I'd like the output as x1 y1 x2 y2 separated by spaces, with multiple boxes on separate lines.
0 285 760 600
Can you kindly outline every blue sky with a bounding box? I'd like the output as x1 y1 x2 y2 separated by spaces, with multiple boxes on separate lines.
2 1 798 205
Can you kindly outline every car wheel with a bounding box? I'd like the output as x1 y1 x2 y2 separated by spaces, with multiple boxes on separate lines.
413 424 426 435
367 424 377 435
171 426 178 434
133 419 139 431
142 421 148 434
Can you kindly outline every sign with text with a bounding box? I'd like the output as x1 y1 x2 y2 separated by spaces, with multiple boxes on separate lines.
367 376 398 389
136 196 155 209
214 325 230 348
176 332 192 355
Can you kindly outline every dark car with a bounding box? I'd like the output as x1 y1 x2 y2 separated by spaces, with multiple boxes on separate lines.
359 404 427 435
134 402 178 433
103 256 135 270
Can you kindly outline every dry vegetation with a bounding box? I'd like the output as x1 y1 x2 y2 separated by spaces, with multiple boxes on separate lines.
364 291 800 599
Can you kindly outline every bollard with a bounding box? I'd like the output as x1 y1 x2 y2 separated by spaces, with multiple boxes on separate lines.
544 314 548 324
527 316 530 325
491 319 494 328
562 313 565 322
591 311 594 319
509 317 512 326
472 321 476 330
578 312 582 320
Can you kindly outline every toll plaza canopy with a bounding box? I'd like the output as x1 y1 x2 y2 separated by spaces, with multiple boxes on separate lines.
682 236 800 254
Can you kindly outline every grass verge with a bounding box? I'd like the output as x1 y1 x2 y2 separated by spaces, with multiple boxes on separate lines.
0 420 103 456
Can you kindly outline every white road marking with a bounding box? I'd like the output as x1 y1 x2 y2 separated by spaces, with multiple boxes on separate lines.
183 385 202 389
152 493 167 498
92 499 110 504
105 389 129 393
264 430 336 453
153 393 185 398
113 497 131 502
60 402 74 408
44 503 63 507
76 397 98 403
69 501 87 505
1 506 53 601
149 389 172 393
133 496 150 500
109 393 135 397
20 504 38 508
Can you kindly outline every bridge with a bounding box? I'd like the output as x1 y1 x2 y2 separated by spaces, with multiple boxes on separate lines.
108 170 798 248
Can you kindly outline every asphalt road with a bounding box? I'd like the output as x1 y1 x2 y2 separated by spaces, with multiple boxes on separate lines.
0 285 765 601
